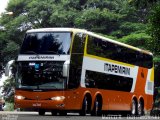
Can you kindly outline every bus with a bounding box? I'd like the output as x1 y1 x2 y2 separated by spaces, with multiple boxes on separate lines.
9 28 153 116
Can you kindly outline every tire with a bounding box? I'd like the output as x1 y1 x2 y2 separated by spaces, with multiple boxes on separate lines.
138 101 144 116
51 110 57 116
38 109 45 116
91 97 102 116
59 111 67 116
131 99 137 116
80 96 89 116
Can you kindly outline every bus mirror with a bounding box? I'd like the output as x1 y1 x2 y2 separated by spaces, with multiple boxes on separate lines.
63 60 70 77
5 60 15 77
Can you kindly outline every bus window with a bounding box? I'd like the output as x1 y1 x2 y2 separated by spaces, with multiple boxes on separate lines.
20 32 72 55
85 70 133 92
87 35 153 69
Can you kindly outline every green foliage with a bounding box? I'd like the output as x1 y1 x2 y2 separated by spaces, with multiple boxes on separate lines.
0 31 7 74
3 102 14 111
120 22 147 34
149 3 160 55
2 41 19 62
75 8 122 34
154 56 160 63
129 0 157 9
2 77 15 103
119 33 152 50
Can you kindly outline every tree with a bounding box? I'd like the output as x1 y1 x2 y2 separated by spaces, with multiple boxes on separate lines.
148 3 160 88
149 3 160 55
75 8 122 34
129 0 158 9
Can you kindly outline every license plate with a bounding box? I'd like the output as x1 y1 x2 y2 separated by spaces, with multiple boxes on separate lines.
32 103 41 107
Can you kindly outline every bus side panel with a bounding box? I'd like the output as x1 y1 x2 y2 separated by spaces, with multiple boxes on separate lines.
64 88 84 110
145 95 153 111
104 91 132 111
64 87 94 110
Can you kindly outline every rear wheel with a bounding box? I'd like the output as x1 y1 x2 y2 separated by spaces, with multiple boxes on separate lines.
38 109 45 116
138 101 144 116
131 99 137 116
91 97 102 116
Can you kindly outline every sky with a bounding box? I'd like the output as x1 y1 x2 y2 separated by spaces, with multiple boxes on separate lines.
0 0 9 14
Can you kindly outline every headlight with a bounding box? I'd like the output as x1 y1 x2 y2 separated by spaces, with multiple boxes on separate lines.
51 96 65 101
15 95 25 100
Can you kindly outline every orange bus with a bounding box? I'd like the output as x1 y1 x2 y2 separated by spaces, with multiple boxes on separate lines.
11 28 153 116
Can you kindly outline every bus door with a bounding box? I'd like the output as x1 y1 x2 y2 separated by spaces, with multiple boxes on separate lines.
66 33 86 109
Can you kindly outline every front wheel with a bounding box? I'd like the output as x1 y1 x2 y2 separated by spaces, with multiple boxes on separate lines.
59 111 67 116
51 110 57 116
80 96 89 116
38 109 45 116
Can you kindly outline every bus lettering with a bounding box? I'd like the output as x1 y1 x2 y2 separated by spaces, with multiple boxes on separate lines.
104 63 130 76
29 56 54 60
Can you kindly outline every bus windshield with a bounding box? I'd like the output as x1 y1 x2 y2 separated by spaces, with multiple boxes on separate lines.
20 32 72 55
16 61 67 90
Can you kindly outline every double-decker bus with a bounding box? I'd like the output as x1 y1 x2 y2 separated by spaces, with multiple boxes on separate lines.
11 28 153 116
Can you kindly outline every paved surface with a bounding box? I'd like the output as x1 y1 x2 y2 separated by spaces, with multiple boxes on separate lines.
0 111 160 120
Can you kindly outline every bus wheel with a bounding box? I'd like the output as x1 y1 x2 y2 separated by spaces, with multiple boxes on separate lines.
91 96 102 116
131 99 137 116
59 111 67 116
38 109 45 116
138 100 144 116
51 110 57 116
80 96 89 116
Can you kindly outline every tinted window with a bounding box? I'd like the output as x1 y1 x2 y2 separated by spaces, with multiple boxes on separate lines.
68 33 86 89
87 36 153 68
16 61 66 90
85 70 133 92
20 32 72 55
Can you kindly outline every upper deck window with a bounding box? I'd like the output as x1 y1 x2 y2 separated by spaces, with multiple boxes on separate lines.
20 32 72 55
87 35 153 69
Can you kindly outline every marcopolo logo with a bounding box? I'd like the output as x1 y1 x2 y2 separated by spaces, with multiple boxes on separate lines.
104 63 130 76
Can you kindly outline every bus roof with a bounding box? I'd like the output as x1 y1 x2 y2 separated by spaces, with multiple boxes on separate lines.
26 28 85 33
26 28 153 56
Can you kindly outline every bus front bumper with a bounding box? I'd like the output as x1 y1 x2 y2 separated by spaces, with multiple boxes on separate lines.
14 99 65 110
